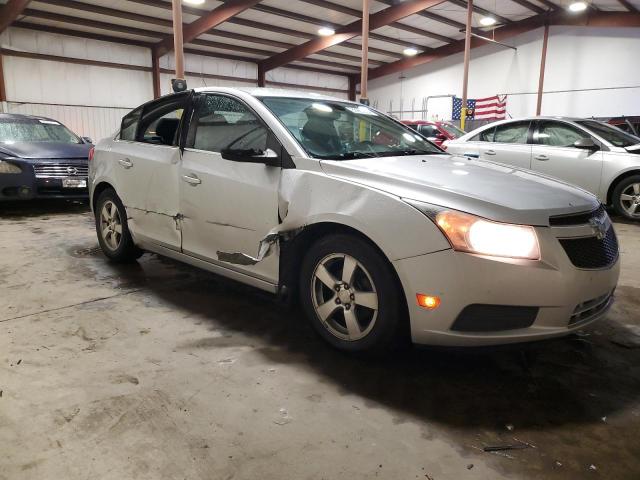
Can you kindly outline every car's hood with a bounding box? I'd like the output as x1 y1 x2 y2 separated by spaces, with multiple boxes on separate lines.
0 142 91 160
319 154 599 226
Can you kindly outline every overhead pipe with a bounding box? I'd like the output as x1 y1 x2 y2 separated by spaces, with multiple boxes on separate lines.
536 23 550 115
360 0 370 105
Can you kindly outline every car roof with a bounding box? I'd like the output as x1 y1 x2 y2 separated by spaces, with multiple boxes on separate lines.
192 86 350 103
0 113 61 123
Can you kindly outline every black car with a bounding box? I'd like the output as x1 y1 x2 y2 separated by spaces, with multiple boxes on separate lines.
0 113 93 201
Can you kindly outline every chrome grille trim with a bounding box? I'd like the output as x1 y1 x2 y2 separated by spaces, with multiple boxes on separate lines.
34 163 89 179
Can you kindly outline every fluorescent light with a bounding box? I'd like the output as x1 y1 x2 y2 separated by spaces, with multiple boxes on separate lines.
479 16 496 26
183 0 205 4
568 1 587 11
403 47 419 56
318 27 335 36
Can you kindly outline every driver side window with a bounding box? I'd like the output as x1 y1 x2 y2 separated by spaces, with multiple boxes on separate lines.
190 95 267 153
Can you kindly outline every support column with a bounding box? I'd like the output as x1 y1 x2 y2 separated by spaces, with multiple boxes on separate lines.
152 50 161 99
359 0 370 105
172 0 185 79
348 76 357 102
0 53 7 103
460 0 473 131
536 23 549 116
257 64 266 87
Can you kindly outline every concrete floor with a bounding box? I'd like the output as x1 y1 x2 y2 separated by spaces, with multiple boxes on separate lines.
1 201 639 480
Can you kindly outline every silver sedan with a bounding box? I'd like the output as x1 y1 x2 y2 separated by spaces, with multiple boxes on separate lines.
445 117 640 220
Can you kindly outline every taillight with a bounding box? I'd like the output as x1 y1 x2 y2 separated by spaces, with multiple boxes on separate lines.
88 147 95 162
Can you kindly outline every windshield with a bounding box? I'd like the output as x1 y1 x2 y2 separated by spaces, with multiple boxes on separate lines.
260 97 442 160
0 119 81 144
439 122 465 137
576 120 640 148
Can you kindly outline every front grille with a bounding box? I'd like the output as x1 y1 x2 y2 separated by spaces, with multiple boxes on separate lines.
569 292 614 326
33 163 88 179
559 226 619 269
549 205 605 226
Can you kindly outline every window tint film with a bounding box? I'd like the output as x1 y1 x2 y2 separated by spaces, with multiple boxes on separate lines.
493 121 530 144
120 108 142 141
535 121 589 147
191 95 268 153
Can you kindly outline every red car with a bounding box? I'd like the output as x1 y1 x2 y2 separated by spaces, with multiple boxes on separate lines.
402 120 465 148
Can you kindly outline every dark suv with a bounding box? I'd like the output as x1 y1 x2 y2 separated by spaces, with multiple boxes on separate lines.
0 113 93 201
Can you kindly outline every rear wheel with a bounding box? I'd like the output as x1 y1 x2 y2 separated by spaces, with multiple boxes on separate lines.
612 175 640 220
299 234 405 353
95 189 143 262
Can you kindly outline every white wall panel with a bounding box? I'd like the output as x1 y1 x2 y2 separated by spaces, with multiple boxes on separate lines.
368 26 640 120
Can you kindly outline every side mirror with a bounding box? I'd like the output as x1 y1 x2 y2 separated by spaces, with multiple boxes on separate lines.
574 138 599 151
221 148 281 167
82 136 93 144
436 133 447 141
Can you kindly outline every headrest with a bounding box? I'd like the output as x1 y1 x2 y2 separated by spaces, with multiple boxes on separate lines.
155 117 180 145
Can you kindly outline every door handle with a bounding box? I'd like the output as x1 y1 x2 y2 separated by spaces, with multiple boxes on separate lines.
118 158 133 169
182 174 202 186
485 150 496 156
534 154 549 161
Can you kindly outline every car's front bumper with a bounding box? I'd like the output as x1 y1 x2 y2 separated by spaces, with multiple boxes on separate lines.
394 223 620 347
0 159 88 201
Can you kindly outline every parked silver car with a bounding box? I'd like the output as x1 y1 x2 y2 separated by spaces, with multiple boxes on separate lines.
445 117 640 220
89 89 619 352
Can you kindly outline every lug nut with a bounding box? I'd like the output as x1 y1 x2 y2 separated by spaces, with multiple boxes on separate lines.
345 304 351 310
350 294 355 300
335 298 341 304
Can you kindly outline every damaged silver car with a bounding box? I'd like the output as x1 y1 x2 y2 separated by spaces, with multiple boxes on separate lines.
90 88 620 352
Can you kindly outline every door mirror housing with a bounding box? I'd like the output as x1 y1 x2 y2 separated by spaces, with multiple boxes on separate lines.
82 136 93 144
573 138 599 151
221 148 281 167
436 133 448 141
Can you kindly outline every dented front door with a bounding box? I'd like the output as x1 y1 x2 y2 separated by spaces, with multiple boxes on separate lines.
179 93 281 284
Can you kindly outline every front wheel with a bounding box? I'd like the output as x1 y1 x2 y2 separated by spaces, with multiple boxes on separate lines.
299 234 406 353
95 189 143 262
612 175 640 220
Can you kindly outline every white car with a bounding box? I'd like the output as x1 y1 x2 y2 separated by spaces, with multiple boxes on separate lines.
89 89 619 352
445 117 640 220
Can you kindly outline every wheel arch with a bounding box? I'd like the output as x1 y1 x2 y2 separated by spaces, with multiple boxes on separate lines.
91 181 115 213
279 221 410 326
606 169 640 205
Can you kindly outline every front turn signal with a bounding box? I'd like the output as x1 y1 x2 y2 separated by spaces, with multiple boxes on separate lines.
416 294 441 310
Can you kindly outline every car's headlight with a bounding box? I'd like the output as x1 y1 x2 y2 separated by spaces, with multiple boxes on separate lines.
435 210 540 260
0 160 22 174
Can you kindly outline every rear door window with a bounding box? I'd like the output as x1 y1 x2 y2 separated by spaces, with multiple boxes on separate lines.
120 107 142 141
493 121 531 144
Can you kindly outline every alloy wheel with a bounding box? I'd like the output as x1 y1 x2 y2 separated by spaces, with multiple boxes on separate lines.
620 182 640 217
310 253 379 341
99 200 123 251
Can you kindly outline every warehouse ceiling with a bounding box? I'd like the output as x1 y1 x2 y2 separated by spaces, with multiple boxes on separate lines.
2 0 640 78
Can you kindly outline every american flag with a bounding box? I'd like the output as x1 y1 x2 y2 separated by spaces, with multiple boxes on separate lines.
452 95 507 120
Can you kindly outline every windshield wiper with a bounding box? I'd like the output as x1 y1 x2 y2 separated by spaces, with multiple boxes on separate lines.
316 151 379 160
386 149 445 156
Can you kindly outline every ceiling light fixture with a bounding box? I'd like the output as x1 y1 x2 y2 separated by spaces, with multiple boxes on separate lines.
479 16 496 26
318 27 335 36
183 0 206 5
568 1 587 11
403 47 419 56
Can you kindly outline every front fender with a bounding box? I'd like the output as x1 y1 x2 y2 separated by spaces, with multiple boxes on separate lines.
277 169 450 261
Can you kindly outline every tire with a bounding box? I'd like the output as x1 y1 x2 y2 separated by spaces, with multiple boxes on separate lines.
94 188 143 262
299 233 406 353
612 175 640 220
